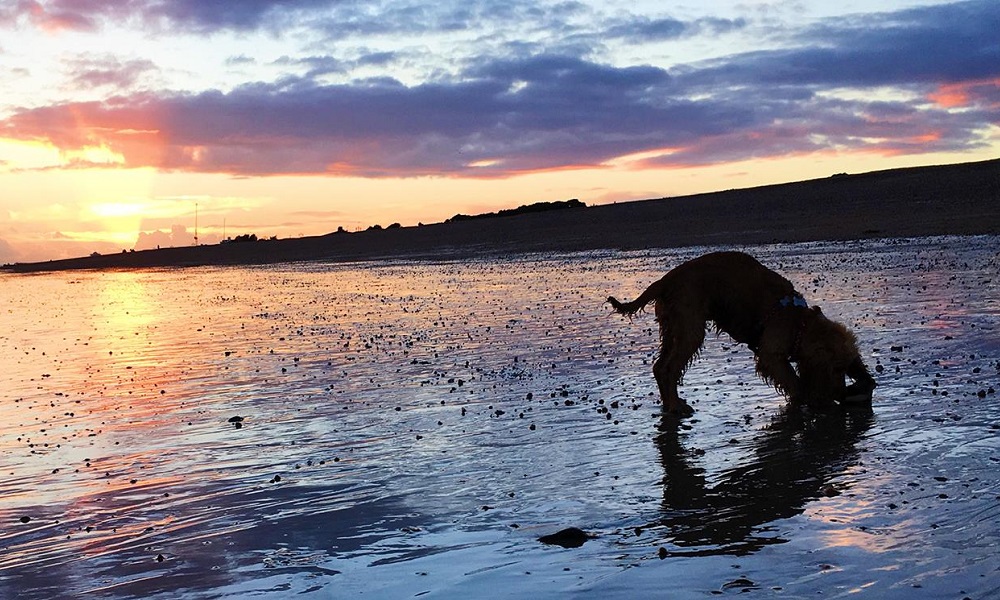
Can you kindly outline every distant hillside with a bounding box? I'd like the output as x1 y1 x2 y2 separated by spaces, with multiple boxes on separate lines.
6 157 998 273
446 199 586 222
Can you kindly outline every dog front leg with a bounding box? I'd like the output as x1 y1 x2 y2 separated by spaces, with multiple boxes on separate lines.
844 356 877 403
846 356 877 393
756 353 803 403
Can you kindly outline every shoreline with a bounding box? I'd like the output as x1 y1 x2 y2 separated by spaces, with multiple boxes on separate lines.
7 157 999 273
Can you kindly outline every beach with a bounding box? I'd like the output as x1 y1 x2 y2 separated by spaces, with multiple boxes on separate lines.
0 236 998 598
8 158 999 272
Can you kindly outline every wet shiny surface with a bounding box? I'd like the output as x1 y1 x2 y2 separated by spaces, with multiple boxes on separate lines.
1 236 998 598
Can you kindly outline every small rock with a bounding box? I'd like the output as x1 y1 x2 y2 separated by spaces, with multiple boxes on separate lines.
538 527 594 548
722 577 757 591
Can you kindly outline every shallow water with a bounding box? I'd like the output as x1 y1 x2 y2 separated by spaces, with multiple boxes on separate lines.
1 236 998 599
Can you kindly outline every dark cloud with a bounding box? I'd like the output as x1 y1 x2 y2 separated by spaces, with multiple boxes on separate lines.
282 50 404 76
311 0 563 39
685 0 1000 89
144 0 336 31
604 15 748 42
1 56 746 176
0 1 996 176
4 0 564 37
8 0 340 33
355 51 398 68
273 55 347 79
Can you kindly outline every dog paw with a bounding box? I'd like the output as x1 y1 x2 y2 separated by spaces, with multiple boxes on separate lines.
844 380 875 404
664 402 695 418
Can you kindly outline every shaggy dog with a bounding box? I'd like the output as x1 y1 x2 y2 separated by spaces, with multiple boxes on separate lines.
608 252 876 416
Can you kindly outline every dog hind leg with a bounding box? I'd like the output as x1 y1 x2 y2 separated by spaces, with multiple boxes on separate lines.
653 313 705 417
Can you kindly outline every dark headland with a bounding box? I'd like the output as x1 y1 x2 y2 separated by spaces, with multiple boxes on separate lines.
7 158 999 273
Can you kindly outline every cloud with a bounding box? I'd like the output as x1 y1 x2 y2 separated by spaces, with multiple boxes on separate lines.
64 55 159 91
0 237 20 263
225 55 257 67
2 0 340 33
0 1 997 177
9 0 100 32
0 60 732 176
290 210 347 219
604 15 748 42
144 0 337 32
684 1 1000 89
134 224 194 250
2 0 559 36
1 234 122 263
311 1 564 39
273 55 347 80
1 0 599 47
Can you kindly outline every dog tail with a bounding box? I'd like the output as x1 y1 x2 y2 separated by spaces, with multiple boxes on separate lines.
607 277 667 317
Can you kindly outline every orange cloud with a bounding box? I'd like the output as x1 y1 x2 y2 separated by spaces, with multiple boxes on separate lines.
1 99 170 171
929 77 1000 109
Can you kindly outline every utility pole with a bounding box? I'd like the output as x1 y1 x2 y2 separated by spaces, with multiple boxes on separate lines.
194 202 199 246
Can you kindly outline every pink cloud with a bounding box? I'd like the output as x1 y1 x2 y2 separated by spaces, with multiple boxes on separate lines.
18 0 98 32
929 77 1000 109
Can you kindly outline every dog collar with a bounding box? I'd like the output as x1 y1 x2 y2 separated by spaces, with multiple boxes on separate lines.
748 292 809 354
778 293 808 308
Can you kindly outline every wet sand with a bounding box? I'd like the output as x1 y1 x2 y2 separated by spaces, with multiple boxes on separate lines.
8 158 999 272
0 237 997 598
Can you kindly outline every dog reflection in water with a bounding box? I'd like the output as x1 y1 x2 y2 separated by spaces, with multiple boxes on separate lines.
652 406 873 556
608 252 877 416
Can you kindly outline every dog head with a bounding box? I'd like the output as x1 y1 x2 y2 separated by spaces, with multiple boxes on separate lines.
795 307 863 407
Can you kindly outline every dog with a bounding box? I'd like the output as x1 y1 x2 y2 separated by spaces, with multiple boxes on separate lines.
608 251 876 415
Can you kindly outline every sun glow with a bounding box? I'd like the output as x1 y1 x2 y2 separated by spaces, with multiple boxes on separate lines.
0 138 62 170
63 228 139 246
89 202 147 219
0 139 126 171
64 145 126 167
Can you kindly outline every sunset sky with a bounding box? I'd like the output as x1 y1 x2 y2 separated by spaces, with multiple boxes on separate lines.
1 0 997 263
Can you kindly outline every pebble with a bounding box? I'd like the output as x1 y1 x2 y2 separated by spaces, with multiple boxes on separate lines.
538 527 594 548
